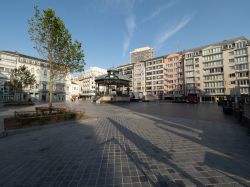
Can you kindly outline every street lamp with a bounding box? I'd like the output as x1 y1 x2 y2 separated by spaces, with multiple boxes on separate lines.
1 84 4 101
234 72 241 109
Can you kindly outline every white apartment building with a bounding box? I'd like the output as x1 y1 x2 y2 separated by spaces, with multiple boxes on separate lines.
0 51 72 102
116 63 133 92
184 49 204 101
78 67 107 100
69 81 80 100
133 61 145 94
184 36 250 102
0 51 17 101
145 56 164 97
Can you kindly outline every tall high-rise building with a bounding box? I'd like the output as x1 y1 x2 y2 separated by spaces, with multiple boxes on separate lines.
130 47 154 94
130 47 154 63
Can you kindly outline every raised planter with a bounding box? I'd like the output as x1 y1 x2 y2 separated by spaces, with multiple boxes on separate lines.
4 101 34 106
4 110 86 130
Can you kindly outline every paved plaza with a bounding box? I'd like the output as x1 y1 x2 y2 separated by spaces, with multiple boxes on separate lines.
0 102 250 187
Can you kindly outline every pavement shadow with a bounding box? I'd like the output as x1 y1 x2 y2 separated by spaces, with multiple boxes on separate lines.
105 136 177 186
111 102 239 131
0 121 115 187
204 152 250 186
135 112 201 135
108 117 204 186
133 112 250 183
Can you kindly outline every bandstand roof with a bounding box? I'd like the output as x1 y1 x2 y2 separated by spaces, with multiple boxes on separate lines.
95 74 130 82
95 69 130 85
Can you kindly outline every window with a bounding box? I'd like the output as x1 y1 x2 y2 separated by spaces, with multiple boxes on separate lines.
43 84 46 90
5 68 10 72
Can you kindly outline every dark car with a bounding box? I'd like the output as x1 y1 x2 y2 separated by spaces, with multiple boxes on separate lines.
222 100 233 114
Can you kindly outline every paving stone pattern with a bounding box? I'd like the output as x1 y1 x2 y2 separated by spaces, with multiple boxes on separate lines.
0 102 250 187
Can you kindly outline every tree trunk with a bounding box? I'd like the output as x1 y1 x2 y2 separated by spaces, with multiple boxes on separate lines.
48 41 53 112
14 89 16 101
49 74 53 108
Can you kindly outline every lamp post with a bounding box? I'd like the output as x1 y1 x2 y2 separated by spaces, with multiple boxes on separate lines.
1 85 4 101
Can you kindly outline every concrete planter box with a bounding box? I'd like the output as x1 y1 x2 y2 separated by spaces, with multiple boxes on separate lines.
4 112 86 130
4 101 34 106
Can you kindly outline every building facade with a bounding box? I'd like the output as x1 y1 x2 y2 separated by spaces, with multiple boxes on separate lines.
116 63 133 92
0 51 72 102
145 56 165 98
77 67 107 100
130 47 154 94
164 53 185 99
69 81 80 100
0 51 17 101
184 49 204 101
133 61 146 94
184 37 250 102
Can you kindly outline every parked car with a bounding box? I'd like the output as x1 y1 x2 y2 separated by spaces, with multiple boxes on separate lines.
222 99 233 114
187 93 199 104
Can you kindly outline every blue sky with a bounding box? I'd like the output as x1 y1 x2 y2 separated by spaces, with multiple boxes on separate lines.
0 0 250 71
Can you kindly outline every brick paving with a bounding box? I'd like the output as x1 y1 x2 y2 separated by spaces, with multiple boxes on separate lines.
0 102 250 187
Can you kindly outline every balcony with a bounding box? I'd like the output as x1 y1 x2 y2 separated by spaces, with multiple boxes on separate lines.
202 51 222 57
204 79 224 82
203 71 223 76
236 76 249 80
203 57 223 63
185 69 194 72
186 80 195 84
235 69 249 72
235 61 248 65
204 85 224 89
203 64 223 70
185 61 194 66
234 53 248 58
185 75 195 78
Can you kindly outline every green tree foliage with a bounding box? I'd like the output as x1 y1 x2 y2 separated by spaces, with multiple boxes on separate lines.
28 6 85 107
5 65 36 100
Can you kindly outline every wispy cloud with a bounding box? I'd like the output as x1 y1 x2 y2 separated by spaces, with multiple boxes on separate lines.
143 1 177 23
100 0 136 14
98 0 138 57
123 14 136 57
155 14 194 50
